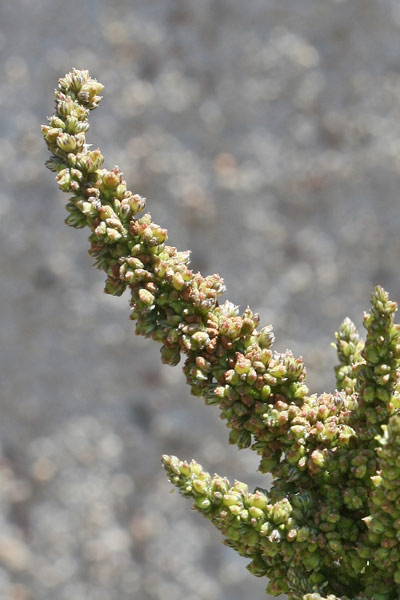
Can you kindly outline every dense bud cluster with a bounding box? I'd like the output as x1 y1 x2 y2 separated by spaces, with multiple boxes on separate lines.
43 70 400 599
333 318 364 395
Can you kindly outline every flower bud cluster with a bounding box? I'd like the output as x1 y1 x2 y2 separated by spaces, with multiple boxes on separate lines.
355 286 400 434
333 317 364 395
44 71 400 600
162 456 326 596
358 414 400 597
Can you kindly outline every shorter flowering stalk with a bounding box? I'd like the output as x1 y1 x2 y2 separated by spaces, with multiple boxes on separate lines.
333 318 364 395
354 286 400 436
162 454 373 598
162 455 323 597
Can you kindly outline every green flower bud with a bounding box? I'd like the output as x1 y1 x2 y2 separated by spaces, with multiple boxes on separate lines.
106 227 122 242
56 169 72 191
223 492 241 507
138 289 154 305
246 367 258 385
310 450 325 468
240 509 249 521
234 355 251 375
179 461 191 477
258 325 275 348
271 499 292 524
128 193 146 215
42 125 62 144
268 528 282 544
191 331 209 348
296 527 310 543
249 505 264 519
225 369 239 385
49 116 66 129
286 445 305 466
172 272 185 291
354 464 367 479
261 384 271 400
194 496 211 511
57 132 77 153
286 528 297 542
260 522 272 537
328 538 342 553
193 479 208 495
99 205 114 219
88 149 104 171
289 425 307 441
219 317 243 339
102 170 120 189
229 504 241 516
250 492 268 510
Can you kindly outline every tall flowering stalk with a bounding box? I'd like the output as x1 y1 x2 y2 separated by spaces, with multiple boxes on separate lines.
42 69 400 599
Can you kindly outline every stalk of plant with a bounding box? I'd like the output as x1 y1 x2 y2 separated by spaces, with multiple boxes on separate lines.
42 69 400 600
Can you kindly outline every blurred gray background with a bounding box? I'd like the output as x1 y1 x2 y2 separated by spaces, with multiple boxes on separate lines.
1 0 400 598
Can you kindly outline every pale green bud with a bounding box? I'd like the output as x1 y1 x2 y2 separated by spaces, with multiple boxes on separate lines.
296 527 310 543
172 272 185 291
193 479 208 495
229 504 241 516
250 492 268 510
138 289 154 305
191 331 209 348
102 170 120 189
194 496 211 511
310 450 325 468
249 506 264 519
57 132 77 153
271 499 292 524
235 356 251 375
106 227 122 242
258 325 275 348
128 193 146 215
223 492 241 507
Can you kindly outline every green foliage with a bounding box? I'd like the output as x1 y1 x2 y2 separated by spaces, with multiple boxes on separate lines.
43 69 400 599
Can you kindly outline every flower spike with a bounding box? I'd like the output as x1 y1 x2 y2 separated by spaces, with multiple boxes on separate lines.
43 70 400 599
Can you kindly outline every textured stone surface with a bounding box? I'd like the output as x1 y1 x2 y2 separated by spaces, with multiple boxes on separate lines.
1 0 400 598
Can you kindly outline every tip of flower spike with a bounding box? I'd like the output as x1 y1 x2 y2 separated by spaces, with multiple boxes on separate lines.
161 455 172 466
370 285 397 315
57 69 104 111
161 455 183 474
336 317 358 339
